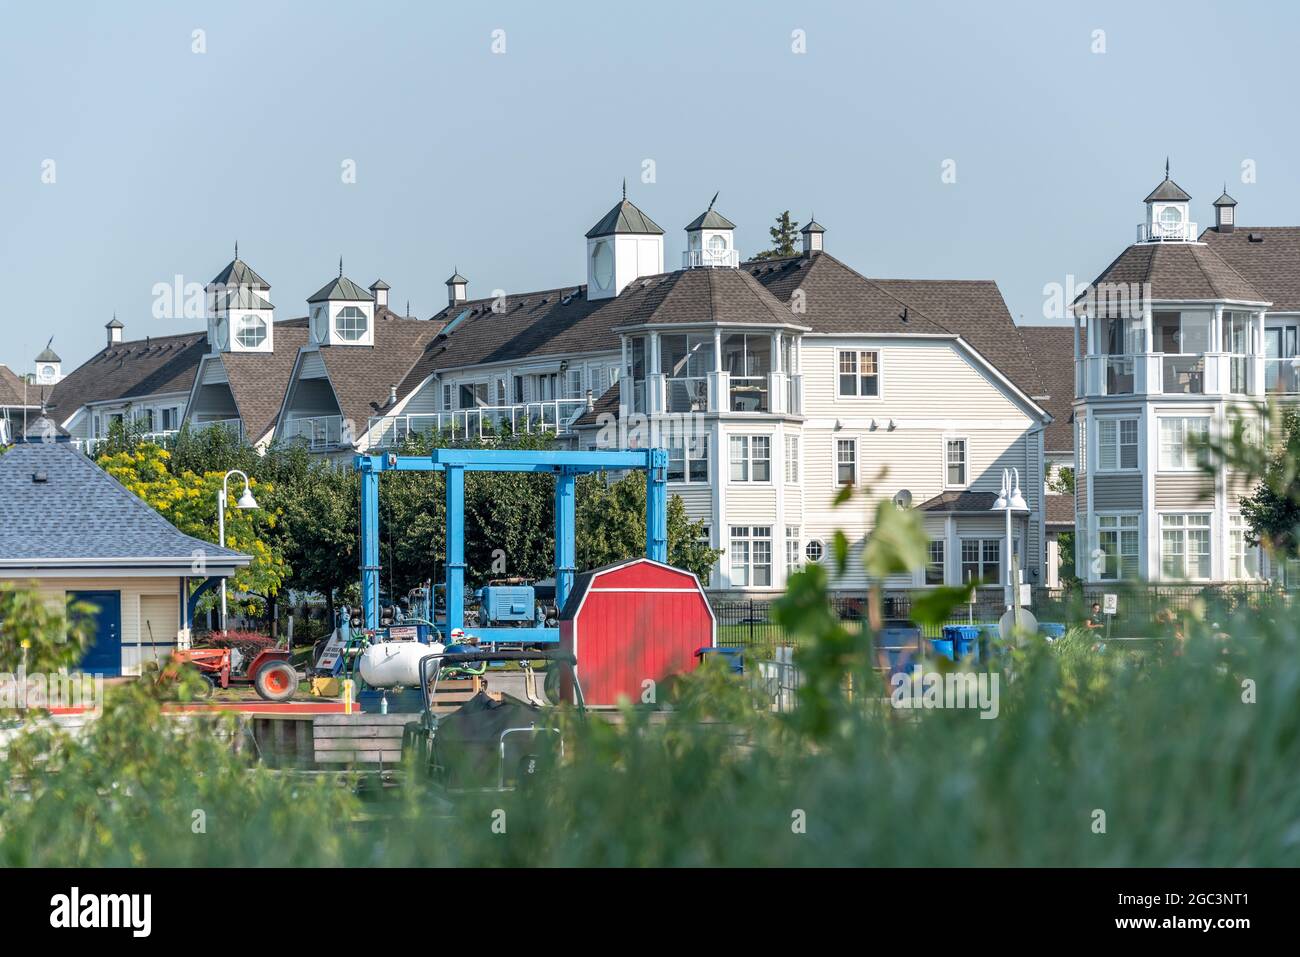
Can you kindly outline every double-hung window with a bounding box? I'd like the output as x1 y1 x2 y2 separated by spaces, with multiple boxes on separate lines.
836 438 857 486
785 435 800 483
668 435 709 483
785 526 801 575
1158 416 1209 471
945 438 967 487
729 435 771 482
1096 514 1140 579
837 350 880 397
1097 418 1139 471
442 384 454 411
730 526 773 587
1228 514 1258 580
961 539 1001 585
1161 514 1212 580
926 540 945 585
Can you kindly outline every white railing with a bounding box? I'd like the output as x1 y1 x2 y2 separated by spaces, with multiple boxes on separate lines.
285 414 346 451
368 399 591 448
682 248 740 269
1137 220 1198 243
191 418 244 440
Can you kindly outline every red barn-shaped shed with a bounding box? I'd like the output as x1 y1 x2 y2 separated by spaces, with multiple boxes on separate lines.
559 558 715 707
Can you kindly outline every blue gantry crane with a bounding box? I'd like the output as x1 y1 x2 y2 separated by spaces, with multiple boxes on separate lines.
355 447 669 644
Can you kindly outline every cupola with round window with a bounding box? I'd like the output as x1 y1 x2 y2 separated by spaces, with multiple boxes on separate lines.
206 245 275 353
1139 160 1195 243
307 259 376 347
683 193 738 268
585 182 665 301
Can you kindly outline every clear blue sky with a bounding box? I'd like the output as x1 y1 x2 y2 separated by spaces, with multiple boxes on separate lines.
2 0 1297 370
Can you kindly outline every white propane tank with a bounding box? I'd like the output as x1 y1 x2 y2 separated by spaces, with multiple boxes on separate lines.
358 641 445 688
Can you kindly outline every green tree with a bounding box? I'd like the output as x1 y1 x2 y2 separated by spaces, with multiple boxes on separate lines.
750 211 800 260
97 445 288 614
575 472 720 583
0 584 93 673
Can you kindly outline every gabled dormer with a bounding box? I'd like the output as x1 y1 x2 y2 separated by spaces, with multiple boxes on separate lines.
206 245 274 353
1139 161 1195 243
585 183 664 300
308 260 375 347
683 194 738 268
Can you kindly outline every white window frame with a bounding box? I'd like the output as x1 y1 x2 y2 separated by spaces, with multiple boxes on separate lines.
944 436 968 489
729 526 773 587
836 349 881 398
667 435 709 484
785 434 800 484
959 538 1002 586
836 437 858 486
925 539 945 585
335 306 368 341
785 525 801 575
1227 513 1258 581
729 435 771 483
1158 416 1210 472
442 383 454 411
1160 513 1213 581
1095 513 1140 581
1096 417 1140 472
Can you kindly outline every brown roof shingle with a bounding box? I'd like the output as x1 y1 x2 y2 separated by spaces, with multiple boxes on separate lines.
46 332 208 425
1083 242 1268 306
1019 325 1075 453
1200 226 1300 312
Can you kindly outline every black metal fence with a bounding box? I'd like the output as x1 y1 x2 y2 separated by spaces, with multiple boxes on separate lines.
709 582 1288 649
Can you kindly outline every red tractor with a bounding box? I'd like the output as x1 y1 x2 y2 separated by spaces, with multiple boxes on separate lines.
166 646 300 702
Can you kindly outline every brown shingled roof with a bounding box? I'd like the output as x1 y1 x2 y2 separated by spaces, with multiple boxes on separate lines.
46 331 208 426
1019 325 1075 453
0 365 36 408
1200 226 1300 312
1082 242 1268 306
209 318 311 443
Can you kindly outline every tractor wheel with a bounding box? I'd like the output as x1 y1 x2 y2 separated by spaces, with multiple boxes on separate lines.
190 672 217 700
254 662 299 702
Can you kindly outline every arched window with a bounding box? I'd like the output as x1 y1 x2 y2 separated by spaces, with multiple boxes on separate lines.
335 306 368 341
237 314 267 348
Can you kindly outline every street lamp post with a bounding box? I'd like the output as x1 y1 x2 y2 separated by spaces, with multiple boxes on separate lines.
218 469 259 631
990 467 1029 613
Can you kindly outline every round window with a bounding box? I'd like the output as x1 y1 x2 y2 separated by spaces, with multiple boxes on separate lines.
41 365 55 378
312 307 328 342
335 306 368 341
1159 205 1183 224
236 314 267 348
805 539 825 563
591 242 613 290
707 234 727 254
214 316 229 350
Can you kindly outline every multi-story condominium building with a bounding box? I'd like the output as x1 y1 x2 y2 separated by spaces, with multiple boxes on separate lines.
1071 167 1300 585
1020 325 1076 586
363 191 1054 596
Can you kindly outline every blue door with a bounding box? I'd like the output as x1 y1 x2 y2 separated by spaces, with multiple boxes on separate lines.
70 590 122 677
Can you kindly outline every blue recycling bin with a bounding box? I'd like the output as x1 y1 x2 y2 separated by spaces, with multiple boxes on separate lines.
928 636 955 660
944 625 982 661
696 646 744 674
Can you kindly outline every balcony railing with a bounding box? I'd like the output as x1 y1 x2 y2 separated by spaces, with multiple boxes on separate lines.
285 414 346 452
191 418 244 440
1162 355 1206 394
1137 220 1198 243
1105 356 1135 395
682 248 740 269
729 376 769 413
367 399 590 448
1266 357 1300 395
665 377 709 413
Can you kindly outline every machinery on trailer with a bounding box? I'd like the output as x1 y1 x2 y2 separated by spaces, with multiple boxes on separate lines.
402 648 585 791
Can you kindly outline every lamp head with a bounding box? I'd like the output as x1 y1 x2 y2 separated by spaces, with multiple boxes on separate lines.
235 487 259 510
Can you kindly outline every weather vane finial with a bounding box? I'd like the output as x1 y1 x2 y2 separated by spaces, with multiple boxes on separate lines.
234 239 238 260
1165 157 1170 179
338 256 343 278
622 178 627 201
708 191 718 211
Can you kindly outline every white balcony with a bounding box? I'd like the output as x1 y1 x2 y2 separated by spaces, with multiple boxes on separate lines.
1136 220 1198 243
285 414 347 451
367 399 590 448
682 248 739 269
1266 357 1300 395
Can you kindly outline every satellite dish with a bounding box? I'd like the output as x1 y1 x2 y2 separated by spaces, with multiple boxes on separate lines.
893 489 913 509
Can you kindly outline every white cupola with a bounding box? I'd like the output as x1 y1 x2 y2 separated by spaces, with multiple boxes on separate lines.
34 339 62 384
308 258 376 347
1139 160 1194 243
683 193 738 268
584 181 664 300
206 243 275 353
446 270 468 308
801 216 826 256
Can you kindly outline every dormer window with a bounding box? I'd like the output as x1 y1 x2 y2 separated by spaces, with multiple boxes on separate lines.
335 306 368 341
236 315 267 348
